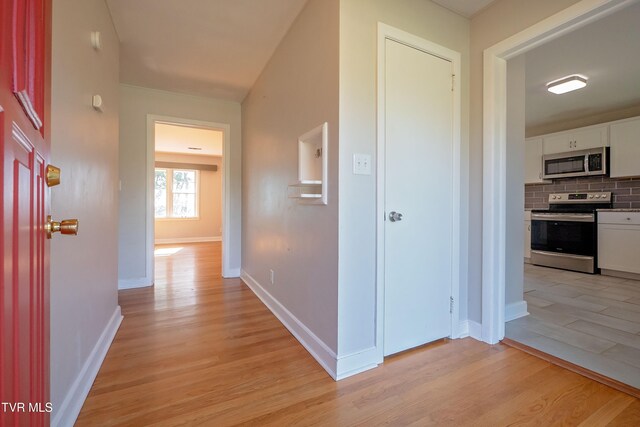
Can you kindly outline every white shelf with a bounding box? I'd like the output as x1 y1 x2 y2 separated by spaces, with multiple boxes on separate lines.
300 194 322 199
299 180 322 185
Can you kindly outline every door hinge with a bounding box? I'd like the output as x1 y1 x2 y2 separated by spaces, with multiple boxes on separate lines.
450 296 454 313
451 74 455 92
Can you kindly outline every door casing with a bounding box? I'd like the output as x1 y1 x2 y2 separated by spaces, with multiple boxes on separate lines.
145 114 232 284
481 0 637 344
376 23 464 362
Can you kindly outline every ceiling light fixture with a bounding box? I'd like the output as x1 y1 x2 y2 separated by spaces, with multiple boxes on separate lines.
547 75 587 95
187 147 202 151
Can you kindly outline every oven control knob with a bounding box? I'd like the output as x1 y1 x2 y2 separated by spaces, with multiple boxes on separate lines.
589 195 594 199
552 195 557 200
595 195 601 199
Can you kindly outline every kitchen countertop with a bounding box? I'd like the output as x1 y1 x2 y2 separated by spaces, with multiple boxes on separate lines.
597 208 640 212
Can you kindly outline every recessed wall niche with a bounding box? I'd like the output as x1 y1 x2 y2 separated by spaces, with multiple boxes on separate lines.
289 122 328 205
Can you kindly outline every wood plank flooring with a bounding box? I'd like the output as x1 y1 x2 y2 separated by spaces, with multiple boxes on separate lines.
76 243 639 426
507 264 640 390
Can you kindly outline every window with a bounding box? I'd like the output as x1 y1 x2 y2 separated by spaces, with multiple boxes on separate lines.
155 168 198 218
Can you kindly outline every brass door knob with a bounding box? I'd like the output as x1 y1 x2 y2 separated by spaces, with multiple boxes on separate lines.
45 215 79 239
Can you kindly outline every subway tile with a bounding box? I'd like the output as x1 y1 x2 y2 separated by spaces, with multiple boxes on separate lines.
525 175 640 208
577 176 604 184
589 182 616 190
615 195 640 202
613 202 632 209
617 180 640 188
612 188 631 195
566 184 590 191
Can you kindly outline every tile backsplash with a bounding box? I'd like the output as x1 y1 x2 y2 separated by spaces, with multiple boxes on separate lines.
525 176 640 210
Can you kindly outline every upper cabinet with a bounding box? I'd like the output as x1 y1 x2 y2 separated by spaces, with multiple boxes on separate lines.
524 137 550 184
542 124 609 155
610 117 640 178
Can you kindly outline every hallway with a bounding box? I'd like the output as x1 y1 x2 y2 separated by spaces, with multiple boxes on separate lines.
76 243 639 426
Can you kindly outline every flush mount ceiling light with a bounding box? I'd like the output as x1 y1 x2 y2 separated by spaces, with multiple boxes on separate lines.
547 75 587 94
187 147 202 151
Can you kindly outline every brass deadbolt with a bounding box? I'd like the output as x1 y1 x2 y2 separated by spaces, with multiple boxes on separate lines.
46 165 61 187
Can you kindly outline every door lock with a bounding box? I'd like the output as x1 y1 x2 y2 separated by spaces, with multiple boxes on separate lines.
46 165 61 187
389 211 403 222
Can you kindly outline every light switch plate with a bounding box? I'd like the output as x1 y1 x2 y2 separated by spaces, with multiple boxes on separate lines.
353 154 371 175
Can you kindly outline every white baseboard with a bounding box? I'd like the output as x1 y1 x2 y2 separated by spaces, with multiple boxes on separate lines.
505 300 529 322
223 268 241 278
51 306 123 427
155 236 221 245
241 270 338 379
118 277 153 290
336 346 379 380
458 320 483 340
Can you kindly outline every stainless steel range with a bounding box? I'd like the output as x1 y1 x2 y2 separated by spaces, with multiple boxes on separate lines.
530 192 612 274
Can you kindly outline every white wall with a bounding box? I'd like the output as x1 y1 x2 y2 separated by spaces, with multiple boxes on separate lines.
338 0 470 358
242 0 340 352
468 0 582 324
527 104 640 136
50 0 121 424
505 55 526 307
118 85 241 284
154 153 222 242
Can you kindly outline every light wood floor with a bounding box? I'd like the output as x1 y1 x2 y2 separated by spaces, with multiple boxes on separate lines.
507 264 640 389
76 243 640 426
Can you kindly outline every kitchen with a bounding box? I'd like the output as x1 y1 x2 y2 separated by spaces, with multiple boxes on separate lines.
504 1 640 393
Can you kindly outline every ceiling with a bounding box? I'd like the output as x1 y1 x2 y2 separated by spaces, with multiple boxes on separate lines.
431 0 496 17
105 0 308 102
524 2 640 130
155 123 223 156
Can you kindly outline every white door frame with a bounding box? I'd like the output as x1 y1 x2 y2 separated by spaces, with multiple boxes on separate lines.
376 23 463 361
146 114 233 279
481 0 638 343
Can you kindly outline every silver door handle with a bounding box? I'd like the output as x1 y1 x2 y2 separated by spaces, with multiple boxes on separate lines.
389 211 403 222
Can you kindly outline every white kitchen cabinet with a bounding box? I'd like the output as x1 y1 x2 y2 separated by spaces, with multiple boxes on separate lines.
524 137 551 184
610 117 640 178
598 212 640 276
524 211 531 262
543 124 608 155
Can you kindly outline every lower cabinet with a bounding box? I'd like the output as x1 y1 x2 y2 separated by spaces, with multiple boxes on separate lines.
598 212 640 276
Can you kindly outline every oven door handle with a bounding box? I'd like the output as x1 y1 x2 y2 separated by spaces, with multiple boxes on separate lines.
531 213 595 222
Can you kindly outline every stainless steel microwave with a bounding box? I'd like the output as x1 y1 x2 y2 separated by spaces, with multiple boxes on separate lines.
542 147 608 180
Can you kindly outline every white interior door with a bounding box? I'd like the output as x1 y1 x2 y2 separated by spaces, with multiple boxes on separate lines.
383 39 454 356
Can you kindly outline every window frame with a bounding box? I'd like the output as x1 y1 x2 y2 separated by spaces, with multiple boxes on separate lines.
154 167 200 220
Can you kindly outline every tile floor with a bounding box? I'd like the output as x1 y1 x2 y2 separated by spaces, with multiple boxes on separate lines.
506 263 640 389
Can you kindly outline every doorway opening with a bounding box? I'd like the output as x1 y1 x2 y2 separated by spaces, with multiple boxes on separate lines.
146 115 233 280
483 0 640 392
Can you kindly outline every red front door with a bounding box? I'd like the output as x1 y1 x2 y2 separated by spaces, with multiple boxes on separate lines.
1 0 51 425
